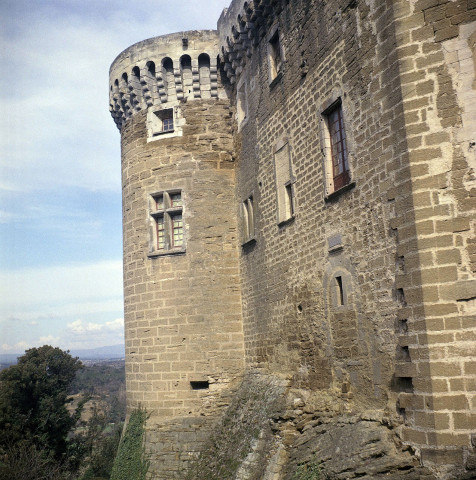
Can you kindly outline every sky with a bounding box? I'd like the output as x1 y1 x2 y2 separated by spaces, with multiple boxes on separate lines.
0 0 228 354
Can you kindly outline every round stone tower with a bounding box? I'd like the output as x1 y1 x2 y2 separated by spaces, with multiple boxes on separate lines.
109 30 245 478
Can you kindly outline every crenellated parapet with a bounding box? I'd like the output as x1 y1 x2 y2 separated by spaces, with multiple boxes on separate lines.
217 0 286 84
109 30 221 130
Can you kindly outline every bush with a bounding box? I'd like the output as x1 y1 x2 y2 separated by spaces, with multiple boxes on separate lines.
0 443 72 480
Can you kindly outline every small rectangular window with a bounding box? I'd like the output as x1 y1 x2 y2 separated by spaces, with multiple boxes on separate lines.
322 99 351 196
150 190 184 254
155 194 164 210
156 215 165 250
336 276 344 306
190 381 209 390
163 116 174 132
242 196 255 244
268 27 283 83
274 141 294 224
284 182 294 219
236 78 248 129
171 214 183 247
169 192 183 207
152 108 174 135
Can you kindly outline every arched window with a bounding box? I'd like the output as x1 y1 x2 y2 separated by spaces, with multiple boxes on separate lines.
180 55 193 98
198 53 211 98
146 61 156 77
162 58 175 101
131 66 141 108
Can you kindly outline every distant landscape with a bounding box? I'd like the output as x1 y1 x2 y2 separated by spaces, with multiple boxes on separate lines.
0 346 126 479
0 344 125 370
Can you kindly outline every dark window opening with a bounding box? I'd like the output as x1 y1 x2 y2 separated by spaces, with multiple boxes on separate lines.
242 196 255 243
327 102 349 190
153 108 174 133
336 276 344 306
397 345 411 362
396 377 413 393
190 380 209 390
147 61 156 76
269 29 282 80
285 182 294 218
162 57 173 72
399 319 408 334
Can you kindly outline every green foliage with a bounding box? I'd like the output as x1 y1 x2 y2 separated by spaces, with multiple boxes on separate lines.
0 345 82 460
110 409 149 480
0 442 73 480
80 424 122 480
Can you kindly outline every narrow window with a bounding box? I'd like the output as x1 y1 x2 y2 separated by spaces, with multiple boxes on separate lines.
322 99 351 195
268 29 283 82
198 53 211 99
328 106 349 190
171 214 183 247
150 191 184 254
242 196 255 244
170 192 182 207
180 54 193 98
236 78 248 128
131 66 142 109
336 276 344 306
284 182 294 218
156 216 165 250
161 57 176 102
274 140 294 224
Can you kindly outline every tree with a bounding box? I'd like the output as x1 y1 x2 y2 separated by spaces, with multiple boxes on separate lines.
0 345 82 460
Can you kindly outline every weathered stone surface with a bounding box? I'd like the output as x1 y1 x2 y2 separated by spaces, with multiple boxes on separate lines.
109 0 476 477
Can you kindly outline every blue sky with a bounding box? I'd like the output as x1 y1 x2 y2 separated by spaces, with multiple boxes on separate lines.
0 0 228 354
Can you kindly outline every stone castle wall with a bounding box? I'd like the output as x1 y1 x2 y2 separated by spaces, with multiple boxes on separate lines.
110 31 246 477
110 1 476 478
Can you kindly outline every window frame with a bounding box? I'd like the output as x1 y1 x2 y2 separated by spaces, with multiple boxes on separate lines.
241 195 255 245
267 25 284 85
321 98 354 199
236 76 248 130
149 190 185 256
273 137 295 225
153 108 174 135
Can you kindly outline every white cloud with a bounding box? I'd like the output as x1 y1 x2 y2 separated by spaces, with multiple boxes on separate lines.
68 318 123 335
1 317 125 354
1 341 30 353
61 318 125 350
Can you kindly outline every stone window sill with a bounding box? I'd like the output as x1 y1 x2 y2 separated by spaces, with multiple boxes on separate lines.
278 215 295 228
324 181 356 202
148 247 186 258
269 70 283 89
242 236 256 247
152 128 175 137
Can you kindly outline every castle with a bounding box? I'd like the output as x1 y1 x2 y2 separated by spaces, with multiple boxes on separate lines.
109 0 476 478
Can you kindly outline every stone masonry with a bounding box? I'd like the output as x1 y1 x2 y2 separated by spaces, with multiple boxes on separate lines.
109 1 476 478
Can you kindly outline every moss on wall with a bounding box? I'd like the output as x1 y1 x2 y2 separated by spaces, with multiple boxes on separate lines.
110 409 149 480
